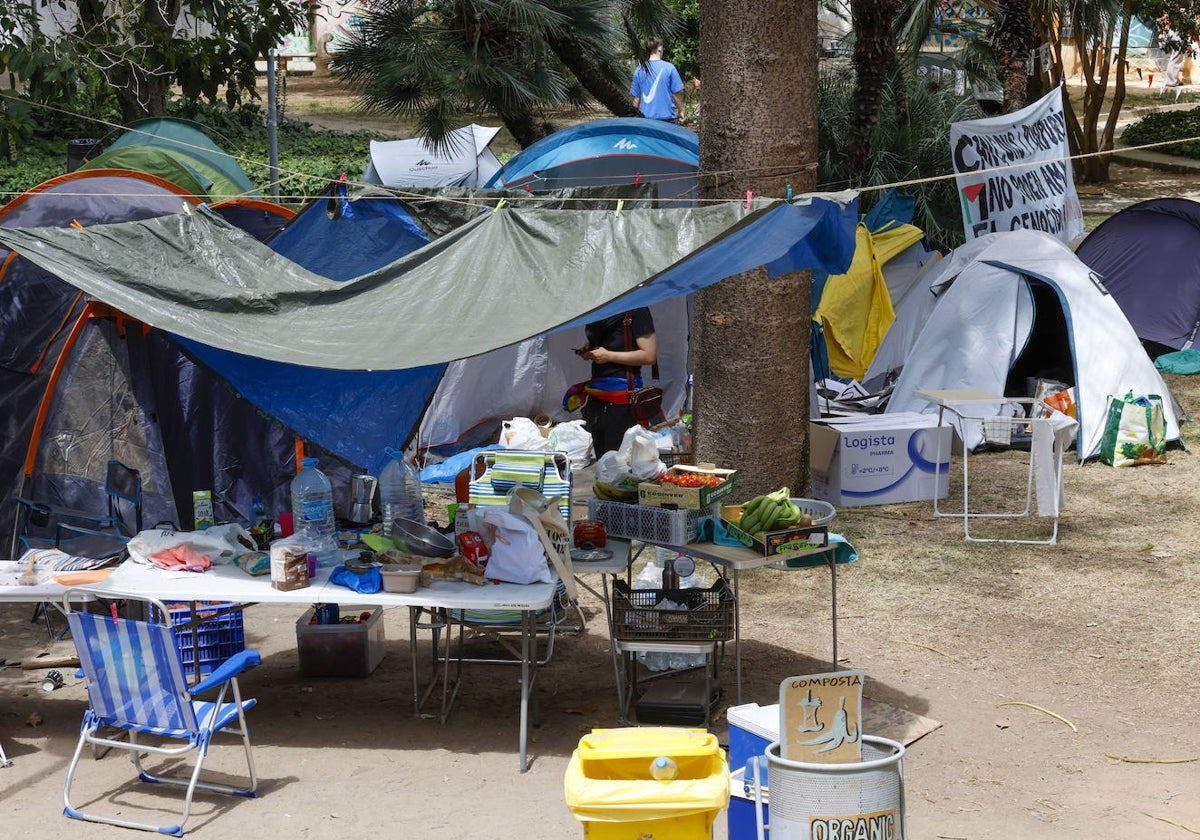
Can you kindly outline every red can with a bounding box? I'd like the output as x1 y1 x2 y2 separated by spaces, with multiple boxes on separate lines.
457 530 489 566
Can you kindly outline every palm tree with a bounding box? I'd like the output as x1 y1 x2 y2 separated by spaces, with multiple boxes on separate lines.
692 0 818 496
818 67 983 250
847 0 901 181
331 0 680 150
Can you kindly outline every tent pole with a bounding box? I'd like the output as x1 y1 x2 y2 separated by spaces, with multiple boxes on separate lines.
267 49 281 203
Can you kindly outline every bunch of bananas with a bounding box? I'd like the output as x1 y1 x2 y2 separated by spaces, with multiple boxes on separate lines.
593 480 639 502
738 487 812 535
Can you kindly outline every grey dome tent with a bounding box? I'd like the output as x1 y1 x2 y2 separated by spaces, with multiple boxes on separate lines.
874 230 1181 460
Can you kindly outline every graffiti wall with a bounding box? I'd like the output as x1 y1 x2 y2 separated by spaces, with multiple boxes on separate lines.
312 0 373 54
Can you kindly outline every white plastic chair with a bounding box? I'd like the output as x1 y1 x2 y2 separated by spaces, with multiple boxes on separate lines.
62 593 260 836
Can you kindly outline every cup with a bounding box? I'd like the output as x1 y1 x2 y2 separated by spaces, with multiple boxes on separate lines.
278 512 294 537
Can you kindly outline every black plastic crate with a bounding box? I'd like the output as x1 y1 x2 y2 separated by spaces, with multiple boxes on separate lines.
611 578 734 642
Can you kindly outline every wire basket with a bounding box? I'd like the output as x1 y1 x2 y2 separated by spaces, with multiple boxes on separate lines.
611 578 734 642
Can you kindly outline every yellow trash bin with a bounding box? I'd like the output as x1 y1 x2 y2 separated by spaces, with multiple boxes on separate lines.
565 727 730 840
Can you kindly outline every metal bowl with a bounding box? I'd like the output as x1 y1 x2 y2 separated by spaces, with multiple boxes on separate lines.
391 517 455 558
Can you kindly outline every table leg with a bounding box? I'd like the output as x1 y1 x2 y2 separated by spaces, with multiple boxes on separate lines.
733 568 742 705
409 606 421 717
519 609 532 772
828 551 838 669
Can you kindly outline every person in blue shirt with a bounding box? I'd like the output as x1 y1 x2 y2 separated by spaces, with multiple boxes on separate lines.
629 37 685 124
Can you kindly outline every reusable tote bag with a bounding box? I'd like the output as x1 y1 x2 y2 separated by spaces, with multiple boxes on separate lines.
1099 392 1168 466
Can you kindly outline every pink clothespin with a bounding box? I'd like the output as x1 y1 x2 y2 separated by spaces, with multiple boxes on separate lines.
109 602 120 624
746 190 753 210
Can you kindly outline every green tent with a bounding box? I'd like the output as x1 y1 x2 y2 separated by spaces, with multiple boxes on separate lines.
81 117 261 200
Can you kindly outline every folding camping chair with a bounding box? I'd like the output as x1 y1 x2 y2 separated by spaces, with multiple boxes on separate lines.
61 592 261 836
12 459 143 560
11 460 142 638
428 450 580 679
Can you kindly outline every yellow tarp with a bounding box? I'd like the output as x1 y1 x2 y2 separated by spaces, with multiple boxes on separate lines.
815 222 925 380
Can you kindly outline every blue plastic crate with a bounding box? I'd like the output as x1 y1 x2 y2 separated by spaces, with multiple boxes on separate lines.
162 601 246 677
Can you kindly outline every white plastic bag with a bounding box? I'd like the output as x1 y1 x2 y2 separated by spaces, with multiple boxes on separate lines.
127 523 252 566
480 509 552 585
595 426 666 486
621 425 666 480
500 417 548 451
546 419 594 469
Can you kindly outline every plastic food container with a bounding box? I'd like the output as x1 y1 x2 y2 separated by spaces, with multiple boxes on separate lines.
379 564 422 593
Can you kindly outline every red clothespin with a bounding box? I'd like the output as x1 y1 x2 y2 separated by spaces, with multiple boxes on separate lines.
525 183 532 192
635 173 642 187
746 190 753 210
109 602 120 624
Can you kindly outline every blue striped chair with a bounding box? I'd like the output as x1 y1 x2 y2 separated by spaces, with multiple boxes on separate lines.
62 595 261 836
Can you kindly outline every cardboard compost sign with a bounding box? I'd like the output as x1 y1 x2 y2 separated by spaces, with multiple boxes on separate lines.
951 85 1083 243
779 669 865 763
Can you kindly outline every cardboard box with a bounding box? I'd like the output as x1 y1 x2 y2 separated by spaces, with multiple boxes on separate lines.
722 519 830 557
638 465 738 510
810 412 951 507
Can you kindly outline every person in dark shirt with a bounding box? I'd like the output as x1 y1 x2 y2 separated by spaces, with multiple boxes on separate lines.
576 308 658 455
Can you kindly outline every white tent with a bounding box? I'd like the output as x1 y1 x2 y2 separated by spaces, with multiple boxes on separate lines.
362 125 503 188
874 230 1181 460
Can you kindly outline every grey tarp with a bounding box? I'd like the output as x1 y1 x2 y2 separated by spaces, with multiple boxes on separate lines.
0 194 856 371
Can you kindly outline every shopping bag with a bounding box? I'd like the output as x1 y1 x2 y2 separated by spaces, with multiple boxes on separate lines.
1099 392 1168 466
480 509 553 585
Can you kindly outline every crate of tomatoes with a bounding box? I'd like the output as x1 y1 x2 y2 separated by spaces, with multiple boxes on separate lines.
638 463 738 510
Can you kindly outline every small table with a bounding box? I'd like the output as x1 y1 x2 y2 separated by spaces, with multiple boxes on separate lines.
592 538 839 709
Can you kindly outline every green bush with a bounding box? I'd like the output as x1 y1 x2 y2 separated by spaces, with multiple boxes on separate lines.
1121 108 1200 159
0 99 388 206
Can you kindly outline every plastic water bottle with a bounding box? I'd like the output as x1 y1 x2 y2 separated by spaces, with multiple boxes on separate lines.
290 457 339 567
379 447 425 536
252 496 268 527
649 756 679 781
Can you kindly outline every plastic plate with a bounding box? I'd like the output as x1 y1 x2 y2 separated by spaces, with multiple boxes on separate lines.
570 548 614 562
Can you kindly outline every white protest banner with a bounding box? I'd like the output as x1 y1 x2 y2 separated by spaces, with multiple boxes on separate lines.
951 86 1083 243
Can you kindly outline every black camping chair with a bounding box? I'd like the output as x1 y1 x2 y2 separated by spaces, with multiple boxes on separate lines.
11 460 142 637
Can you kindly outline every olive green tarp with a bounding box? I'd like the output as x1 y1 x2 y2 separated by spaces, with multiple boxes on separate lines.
0 193 857 371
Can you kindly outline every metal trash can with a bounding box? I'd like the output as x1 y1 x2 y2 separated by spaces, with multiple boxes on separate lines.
749 736 905 840
565 727 730 839
66 138 103 172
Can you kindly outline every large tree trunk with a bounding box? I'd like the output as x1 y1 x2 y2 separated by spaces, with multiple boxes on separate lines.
695 0 817 497
847 0 898 182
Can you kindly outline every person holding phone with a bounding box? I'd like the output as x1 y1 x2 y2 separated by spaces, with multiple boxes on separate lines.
574 308 658 455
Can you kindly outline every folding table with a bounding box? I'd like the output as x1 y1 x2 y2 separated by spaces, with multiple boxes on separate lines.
71 559 555 771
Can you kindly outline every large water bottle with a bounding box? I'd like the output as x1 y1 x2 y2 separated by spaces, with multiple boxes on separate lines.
379 447 425 536
290 457 339 567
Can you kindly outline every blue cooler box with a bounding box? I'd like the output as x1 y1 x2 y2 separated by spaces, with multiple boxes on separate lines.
727 702 780 787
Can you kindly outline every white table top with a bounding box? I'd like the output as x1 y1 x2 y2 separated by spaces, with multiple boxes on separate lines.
71 559 556 612
0 561 92 602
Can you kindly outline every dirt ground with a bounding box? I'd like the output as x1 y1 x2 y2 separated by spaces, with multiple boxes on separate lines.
4 74 1200 839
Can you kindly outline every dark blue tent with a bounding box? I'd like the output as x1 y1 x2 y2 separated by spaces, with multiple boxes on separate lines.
1075 197 1200 358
